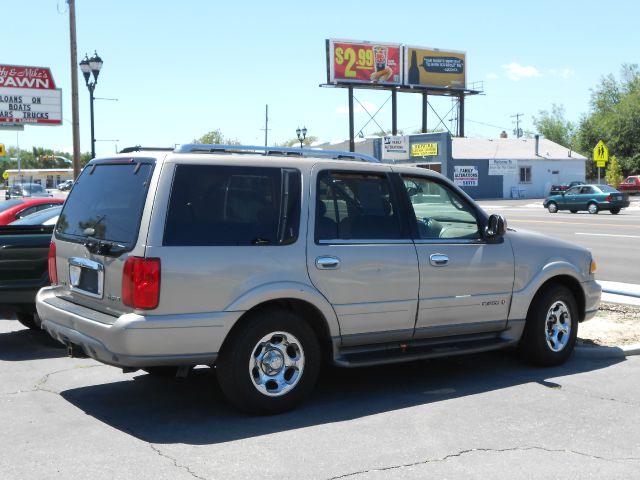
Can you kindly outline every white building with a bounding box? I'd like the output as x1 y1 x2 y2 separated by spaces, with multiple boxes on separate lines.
4 168 74 189
451 137 587 199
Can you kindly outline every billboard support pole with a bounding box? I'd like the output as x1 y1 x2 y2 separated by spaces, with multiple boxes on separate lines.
392 89 397 136
422 93 428 133
458 94 465 137
68 0 82 179
348 86 355 152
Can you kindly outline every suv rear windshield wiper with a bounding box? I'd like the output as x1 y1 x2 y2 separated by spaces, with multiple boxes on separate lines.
84 236 128 256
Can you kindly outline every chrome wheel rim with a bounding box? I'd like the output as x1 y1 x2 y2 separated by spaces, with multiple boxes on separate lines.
588 204 598 214
545 301 571 352
548 203 557 213
249 331 305 397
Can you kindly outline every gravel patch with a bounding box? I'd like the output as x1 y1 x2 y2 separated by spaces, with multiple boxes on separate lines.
577 303 640 347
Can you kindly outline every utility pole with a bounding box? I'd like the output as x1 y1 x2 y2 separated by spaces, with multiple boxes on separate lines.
511 113 524 138
68 0 82 179
260 104 270 147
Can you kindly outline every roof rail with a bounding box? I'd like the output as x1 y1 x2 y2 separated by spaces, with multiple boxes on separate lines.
173 144 380 163
119 146 173 153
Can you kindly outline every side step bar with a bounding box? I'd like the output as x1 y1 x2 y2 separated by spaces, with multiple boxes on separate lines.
334 335 516 368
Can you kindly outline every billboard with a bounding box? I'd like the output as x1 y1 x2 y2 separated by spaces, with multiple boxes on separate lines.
404 47 466 89
0 65 62 125
327 39 402 86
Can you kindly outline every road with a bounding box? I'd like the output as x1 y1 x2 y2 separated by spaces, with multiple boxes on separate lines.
478 198 640 284
1 322 639 479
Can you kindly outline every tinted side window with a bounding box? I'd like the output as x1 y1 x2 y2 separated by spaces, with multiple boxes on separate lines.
316 171 402 241
401 175 481 240
164 165 300 246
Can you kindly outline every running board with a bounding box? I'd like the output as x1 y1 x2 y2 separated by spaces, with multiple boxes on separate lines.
334 334 516 368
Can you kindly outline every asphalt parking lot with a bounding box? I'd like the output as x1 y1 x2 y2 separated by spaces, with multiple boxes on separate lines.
2 319 640 479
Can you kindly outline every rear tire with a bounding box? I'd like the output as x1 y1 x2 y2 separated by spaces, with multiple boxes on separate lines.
519 285 578 367
16 312 41 330
547 202 558 213
216 309 320 414
588 202 599 214
609 207 620 215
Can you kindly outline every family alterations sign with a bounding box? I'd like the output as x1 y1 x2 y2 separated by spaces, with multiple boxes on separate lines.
0 65 62 125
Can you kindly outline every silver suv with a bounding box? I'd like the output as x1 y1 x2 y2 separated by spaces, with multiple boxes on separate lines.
37 145 601 414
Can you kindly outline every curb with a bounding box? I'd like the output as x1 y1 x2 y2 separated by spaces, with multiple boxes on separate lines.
574 342 640 359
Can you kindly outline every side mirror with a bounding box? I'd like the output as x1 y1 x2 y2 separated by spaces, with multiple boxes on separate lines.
485 214 507 239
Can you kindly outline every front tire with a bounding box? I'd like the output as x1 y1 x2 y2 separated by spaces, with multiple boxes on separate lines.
519 285 578 367
216 309 320 414
588 202 599 214
547 202 558 213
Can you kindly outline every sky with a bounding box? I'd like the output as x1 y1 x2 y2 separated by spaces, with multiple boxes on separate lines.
1 0 639 157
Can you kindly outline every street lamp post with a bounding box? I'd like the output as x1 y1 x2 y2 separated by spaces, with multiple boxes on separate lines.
296 126 307 149
79 51 103 159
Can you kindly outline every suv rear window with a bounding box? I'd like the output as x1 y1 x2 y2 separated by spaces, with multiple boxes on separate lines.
56 160 154 248
164 165 300 246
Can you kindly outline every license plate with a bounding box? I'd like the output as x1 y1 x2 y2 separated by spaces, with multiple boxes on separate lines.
69 257 104 298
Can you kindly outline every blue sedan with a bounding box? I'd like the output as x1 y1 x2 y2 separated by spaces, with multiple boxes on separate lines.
543 184 630 214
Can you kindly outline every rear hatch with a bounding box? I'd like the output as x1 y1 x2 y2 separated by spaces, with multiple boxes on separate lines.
53 157 156 319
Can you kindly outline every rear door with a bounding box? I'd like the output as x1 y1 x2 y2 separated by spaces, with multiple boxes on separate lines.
397 173 514 338
306 167 419 346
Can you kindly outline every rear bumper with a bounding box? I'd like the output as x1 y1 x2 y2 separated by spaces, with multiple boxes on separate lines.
36 286 243 368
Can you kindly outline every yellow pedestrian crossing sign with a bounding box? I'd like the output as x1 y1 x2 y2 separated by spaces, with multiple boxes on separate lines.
593 140 608 167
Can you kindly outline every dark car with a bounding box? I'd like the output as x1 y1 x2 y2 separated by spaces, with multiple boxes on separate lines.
549 181 583 195
5 183 52 200
543 184 630 214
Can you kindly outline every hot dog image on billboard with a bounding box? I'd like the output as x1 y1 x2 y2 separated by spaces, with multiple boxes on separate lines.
327 39 402 86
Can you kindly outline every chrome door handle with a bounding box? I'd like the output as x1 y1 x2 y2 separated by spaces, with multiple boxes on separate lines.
430 254 449 266
315 256 341 270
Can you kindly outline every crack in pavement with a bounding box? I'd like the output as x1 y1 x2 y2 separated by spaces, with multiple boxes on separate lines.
537 380 640 408
4 364 106 396
148 443 208 480
327 446 640 479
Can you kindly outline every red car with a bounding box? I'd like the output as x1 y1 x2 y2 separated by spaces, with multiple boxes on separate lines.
0 197 65 225
617 176 640 195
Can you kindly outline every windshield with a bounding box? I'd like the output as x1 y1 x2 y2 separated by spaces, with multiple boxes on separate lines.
10 206 62 225
56 161 154 248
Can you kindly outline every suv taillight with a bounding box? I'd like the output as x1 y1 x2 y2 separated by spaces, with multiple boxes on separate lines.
48 241 58 285
122 257 160 309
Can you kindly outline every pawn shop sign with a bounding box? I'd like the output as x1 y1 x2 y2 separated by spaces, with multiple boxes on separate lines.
593 140 609 168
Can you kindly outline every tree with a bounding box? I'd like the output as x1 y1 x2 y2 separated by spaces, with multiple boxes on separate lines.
193 129 240 145
574 64 640 176
605 155 624 188
532 104 575 148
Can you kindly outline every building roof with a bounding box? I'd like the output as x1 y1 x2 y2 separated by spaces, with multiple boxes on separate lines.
452 137 586 161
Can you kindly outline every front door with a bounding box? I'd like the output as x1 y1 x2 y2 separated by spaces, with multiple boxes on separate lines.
306 167 419 347
398 174 515 338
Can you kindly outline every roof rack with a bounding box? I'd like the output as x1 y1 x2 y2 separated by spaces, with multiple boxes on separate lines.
119 146 174 153
173 144 380 163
